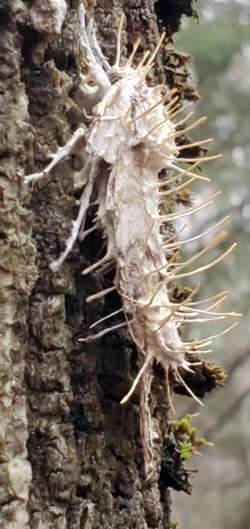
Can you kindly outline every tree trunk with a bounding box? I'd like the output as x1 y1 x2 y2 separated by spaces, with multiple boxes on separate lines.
0 1 200 528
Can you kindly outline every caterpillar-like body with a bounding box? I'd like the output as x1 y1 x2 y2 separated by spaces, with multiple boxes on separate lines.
26 7 239 473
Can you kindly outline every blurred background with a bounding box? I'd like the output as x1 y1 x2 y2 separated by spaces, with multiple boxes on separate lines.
172 1 250 528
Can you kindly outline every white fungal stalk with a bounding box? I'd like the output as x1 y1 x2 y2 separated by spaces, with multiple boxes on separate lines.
25 6 240 476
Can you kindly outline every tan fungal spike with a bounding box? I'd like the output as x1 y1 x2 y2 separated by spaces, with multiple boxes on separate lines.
137 50 151 68
25 7 240 476
175 370 204 407
131 90 176 123
114 13 126 68
90 308 124 329
174 243 237 279
168 102 190 119
177 153 223 163
167 116 208 141
79 322 128 342
177 138 214 151
172 110 195 127
145 32 166 68
120 354 153 405
126 37 141 67
159 159 210 182
159 191 221 221
86 286 116 303
188 290 230 306
163 215 230 250
191 322 239 347
158 175 198 196
170 231 227 276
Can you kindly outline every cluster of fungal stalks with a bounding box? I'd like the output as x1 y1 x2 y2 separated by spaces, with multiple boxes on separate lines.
26 5 239 473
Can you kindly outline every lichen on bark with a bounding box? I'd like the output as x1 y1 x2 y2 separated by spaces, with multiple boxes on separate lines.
0 1 222 528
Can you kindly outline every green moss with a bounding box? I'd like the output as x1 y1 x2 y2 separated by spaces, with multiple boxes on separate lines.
172 413 213 460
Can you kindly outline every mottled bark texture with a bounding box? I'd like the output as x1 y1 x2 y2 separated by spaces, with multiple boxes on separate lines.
0 1 206 528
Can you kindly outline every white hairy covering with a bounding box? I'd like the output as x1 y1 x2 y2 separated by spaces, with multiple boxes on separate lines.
26 6 238 449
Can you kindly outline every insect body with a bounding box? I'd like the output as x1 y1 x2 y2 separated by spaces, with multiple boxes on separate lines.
25 6 239 473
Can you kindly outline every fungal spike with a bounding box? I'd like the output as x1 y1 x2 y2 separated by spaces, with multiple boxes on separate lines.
191 322 239 346
120 353 153 404
177 154 223 163
141 107 178 141
114 12 126 68
187 349 214 355
180 297 229 317
174 242 237 280
144 32 166 69
187 291 229 307
176 296 229 317
126 37 141 67
166 116 208 141
130 90 176 123
139 219 156 264
159 191 221 222
168 103 190 119
155 287 201 331
137 50 151 68
183 295 231 315
89 308 124 329
170 231 227 276
79 321 128 343
154 306 179 333
165 366 176 415
86 286 116 303
180 316 231 324
163 95 180 112
158 175 198 197
82 251 113 275
172 111 195 127
175 369 204 406
187 340 213 350
163 215 230 250
141 118 172 141
159 159 210 182
177 138 214 151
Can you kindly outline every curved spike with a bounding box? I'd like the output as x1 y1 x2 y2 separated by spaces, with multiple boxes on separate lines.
131 90 177 123
120 353 153 404
158 175 198 197
163 215 230 250
175 369 204 406
159 191 221 222
177 138 214 151
86 286 116 303
137 50 150 69
114 13 126 68
144 32 166 69
173 242 237 280
126 38 141 67
79 321 128 343
170 231 227 276
90 308 124 329
172 110 195 127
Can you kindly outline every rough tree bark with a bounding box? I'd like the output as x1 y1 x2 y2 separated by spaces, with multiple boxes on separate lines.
0 1 221 528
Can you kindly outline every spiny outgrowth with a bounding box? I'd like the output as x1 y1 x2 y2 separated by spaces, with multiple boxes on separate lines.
25 5 240 475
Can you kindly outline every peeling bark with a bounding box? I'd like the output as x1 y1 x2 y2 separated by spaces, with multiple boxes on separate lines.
0 1 209 528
